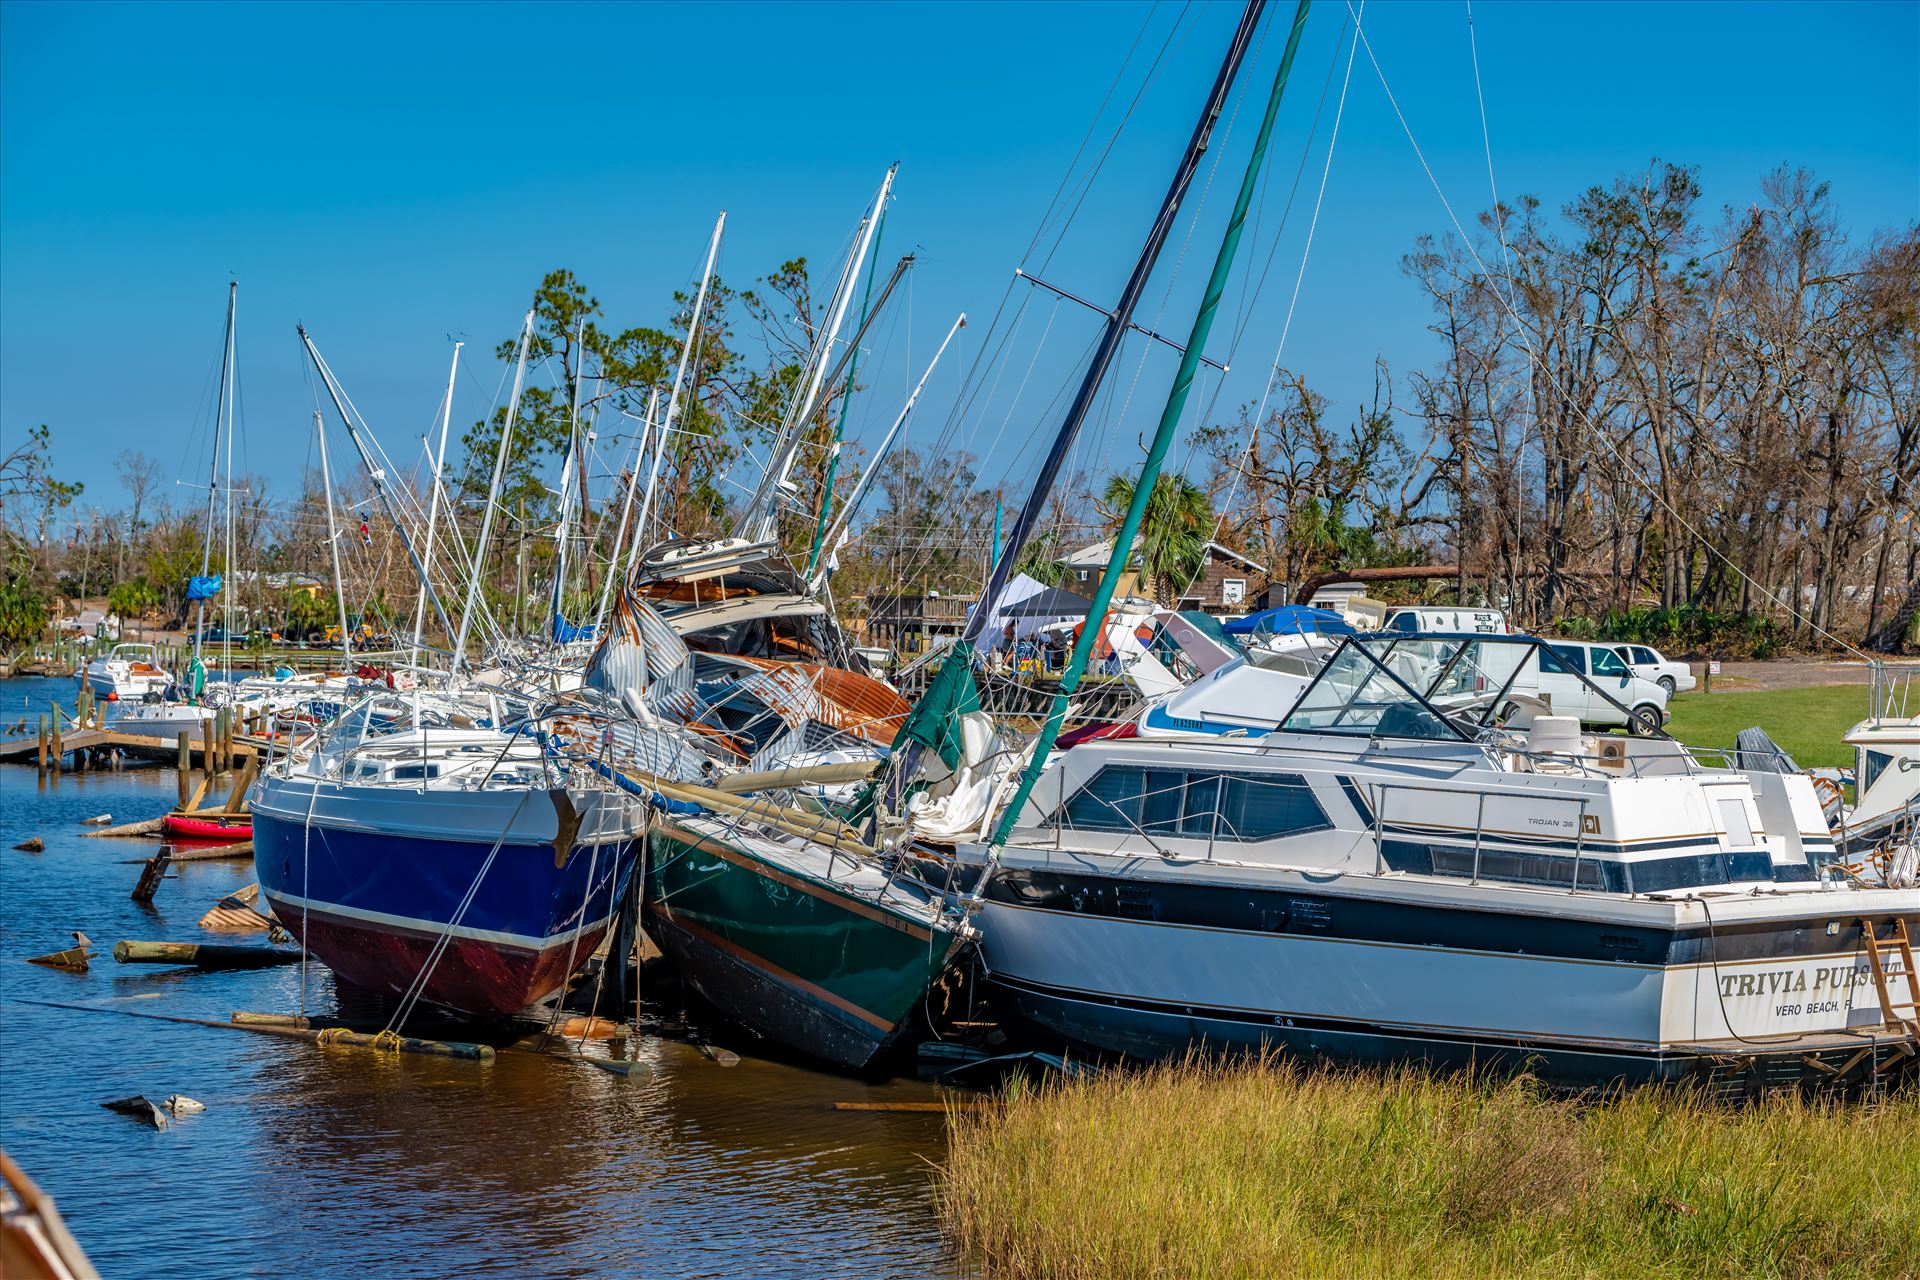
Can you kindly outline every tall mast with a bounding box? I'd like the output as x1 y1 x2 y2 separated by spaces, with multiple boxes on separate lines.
985 0 1316 856
804 212 893 579
959 3 1268 651
746 166 895 544
298 325 460 652
637 213 724 549
192 280 237 676
453 310 534 667
813 312 968 585
313 409 353 666
411 339 462 664
549 319 588 637
593 388 660 635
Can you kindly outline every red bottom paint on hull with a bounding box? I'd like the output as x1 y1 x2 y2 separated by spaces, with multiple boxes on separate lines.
267 901 611 1017
164 814 254 841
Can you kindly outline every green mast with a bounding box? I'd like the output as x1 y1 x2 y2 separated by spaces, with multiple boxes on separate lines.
983 0 1315 855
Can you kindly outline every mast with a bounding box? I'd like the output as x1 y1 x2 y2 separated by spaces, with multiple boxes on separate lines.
636 213 725 550
298 325 461 653
888 1 1270 801
985 0 1316 856
192 280 237 679
803 205 890 577
313 409 353 666
411 340 463 665
746 167 894 545
813 312 968 585
453 310 535 667
549 318 588 637
958 4 1268 649
593 388 660 634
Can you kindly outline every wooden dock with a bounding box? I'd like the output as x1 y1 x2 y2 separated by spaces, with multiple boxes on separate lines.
0 728 262 767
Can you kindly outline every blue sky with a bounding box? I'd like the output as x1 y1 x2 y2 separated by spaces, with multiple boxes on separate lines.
3 0 1916 529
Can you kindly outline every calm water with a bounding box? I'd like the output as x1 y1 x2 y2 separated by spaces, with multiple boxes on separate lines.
1 677 967 1279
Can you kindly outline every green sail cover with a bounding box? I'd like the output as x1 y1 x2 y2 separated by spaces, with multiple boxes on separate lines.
896 642 980 770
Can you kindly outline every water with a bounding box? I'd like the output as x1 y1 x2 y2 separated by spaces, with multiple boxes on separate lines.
1 677 967 1279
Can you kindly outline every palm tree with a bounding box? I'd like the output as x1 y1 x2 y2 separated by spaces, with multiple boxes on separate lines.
1100 473 1212 606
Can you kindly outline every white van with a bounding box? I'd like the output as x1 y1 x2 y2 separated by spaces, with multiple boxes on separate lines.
1380 607 1508 636
1542 641 1670 735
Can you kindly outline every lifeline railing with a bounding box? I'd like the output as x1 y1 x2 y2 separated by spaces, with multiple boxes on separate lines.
1367 779 1594 892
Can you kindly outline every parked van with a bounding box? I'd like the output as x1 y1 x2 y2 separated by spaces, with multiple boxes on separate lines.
1542 641 1670 735
1381 606 1508 636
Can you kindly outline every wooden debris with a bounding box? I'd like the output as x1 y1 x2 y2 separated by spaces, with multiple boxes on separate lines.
832 1100 987 1113
166 840 253 863
231 1011 309 1029
12 838 44 852
112 940 301 970
129 851 172 904
26 998 496 1063
198 884 273 933
696 1042 741 1067
27 933 93 972
83 817 166 839
81 813 112 825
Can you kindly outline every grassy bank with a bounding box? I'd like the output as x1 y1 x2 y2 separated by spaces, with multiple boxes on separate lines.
940 1059 1919 1279
1664 684 1864 770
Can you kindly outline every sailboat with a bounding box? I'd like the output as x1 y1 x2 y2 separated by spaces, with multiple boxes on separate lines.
630 12 1282 1069
102 283 238 741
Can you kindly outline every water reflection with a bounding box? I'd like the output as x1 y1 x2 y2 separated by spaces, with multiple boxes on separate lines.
1 709 965 1279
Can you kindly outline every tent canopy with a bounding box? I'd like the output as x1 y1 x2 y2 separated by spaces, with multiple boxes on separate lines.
999 586 1095 619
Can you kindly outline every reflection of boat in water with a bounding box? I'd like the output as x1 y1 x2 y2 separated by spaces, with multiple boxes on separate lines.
959 634 1920 1091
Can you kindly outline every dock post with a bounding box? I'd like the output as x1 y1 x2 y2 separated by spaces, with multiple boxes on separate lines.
201 716 216 780
49 701 62 773
37 717 48 775
177 732 192 809
222 707 235 773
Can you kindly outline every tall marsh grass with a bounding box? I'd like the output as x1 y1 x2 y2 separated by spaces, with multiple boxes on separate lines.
939 1058 1918 1279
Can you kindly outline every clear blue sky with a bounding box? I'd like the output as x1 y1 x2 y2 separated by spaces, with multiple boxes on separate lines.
3 0 1916 529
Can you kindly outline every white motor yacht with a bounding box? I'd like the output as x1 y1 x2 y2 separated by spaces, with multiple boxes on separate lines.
82 644 173 701
955 633 1919 1091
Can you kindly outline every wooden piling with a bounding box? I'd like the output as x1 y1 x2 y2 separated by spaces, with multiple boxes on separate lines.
201 716 215 780
130 851 172 904
49 702 61 773
221 706 234 773
177 732 191 809
37 717 47 775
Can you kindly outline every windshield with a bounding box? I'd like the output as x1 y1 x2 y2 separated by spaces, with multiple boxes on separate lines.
1280 635 1562 741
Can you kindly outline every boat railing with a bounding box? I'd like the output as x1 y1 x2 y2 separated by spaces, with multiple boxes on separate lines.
1868 663 1920 725
1367 779 1593 892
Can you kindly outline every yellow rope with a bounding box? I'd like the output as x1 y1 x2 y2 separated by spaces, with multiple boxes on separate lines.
369 1029 406 1053
314 1027 346 1048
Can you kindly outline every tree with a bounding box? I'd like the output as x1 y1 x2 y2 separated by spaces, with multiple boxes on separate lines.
113 450 165 580
1098 473 1213 606
107 578 160 640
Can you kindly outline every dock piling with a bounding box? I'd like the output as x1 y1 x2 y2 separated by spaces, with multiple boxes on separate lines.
177 732 191 808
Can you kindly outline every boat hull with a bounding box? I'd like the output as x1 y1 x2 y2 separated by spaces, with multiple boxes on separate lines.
973 865 1920 1091
644 819 968 1070
253 785 640 1017
163 813 252 842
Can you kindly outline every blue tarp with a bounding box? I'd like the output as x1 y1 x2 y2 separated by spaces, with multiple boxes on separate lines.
185 574 223 601
551 616 597 644
1222 606 1354 638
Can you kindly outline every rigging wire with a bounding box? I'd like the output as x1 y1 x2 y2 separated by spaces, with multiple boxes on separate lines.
1343 0 1874 660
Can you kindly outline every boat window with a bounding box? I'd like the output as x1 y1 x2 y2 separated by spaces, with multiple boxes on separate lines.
1060 767 1330 841
390 764 441 781
1547 644 1586 675
1862 748 1892 794
1589 648 1629 679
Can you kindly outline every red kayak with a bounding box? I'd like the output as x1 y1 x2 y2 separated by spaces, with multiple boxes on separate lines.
163 813 253 842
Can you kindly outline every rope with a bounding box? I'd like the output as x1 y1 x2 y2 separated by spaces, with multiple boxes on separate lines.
1343 0 1874 660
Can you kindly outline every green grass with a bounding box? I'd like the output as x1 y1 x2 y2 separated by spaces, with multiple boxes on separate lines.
1662 685 1865 770
939 1059 1920 1280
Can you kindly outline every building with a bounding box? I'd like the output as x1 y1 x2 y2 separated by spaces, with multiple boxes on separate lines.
1059 538 1265 613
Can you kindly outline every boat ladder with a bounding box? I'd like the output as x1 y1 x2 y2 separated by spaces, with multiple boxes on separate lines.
1861 916 1920 1048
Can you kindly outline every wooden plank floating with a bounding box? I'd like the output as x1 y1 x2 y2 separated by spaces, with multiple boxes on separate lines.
112 940 300 970
831 1100 987 1112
